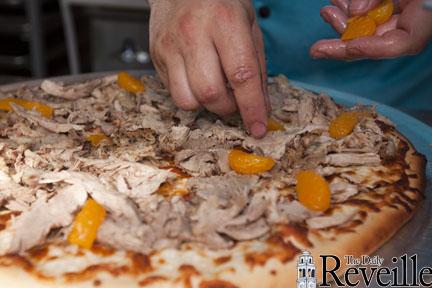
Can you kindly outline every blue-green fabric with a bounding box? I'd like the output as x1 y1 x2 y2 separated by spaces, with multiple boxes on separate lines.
253 0 432 109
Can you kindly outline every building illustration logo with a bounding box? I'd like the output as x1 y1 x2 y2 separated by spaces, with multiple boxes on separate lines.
296 251 316 288
294 252 432 287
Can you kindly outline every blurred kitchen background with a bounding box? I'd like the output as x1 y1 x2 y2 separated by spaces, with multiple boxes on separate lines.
0 0 152 84
0 0 430 125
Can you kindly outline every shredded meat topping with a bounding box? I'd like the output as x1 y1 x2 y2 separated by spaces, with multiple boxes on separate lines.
0 74 400 255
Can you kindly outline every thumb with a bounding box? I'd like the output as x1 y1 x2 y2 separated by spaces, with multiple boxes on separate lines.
349 0 382 16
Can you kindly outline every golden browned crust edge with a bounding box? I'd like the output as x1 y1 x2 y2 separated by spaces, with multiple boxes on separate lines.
0 130 427 288
398 130 427 193
211 129 428 287
255 129 427 287
183 129 427 288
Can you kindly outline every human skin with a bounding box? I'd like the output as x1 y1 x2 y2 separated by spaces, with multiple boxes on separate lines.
148 0 431 137
148 0 269 138
311 0 432 60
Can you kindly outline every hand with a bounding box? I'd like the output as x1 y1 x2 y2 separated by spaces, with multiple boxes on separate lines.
310 0 432 60
149 0 269 138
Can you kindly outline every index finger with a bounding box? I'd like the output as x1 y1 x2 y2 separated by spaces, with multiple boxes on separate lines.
212 9 267 138
346 30 412 59
310 39 349 59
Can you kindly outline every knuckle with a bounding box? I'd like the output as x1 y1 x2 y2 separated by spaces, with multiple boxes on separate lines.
212 1 235 20
178 12 193 32
177 12 199 42
228 65 258 85
197 86 222 104
212 1 253 24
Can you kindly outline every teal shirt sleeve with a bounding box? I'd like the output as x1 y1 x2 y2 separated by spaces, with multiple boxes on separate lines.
253 0 432 110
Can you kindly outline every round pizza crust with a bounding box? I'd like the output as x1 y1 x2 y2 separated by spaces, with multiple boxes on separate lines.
0 123 426 288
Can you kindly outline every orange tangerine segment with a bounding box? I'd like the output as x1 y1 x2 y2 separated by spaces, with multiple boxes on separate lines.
86 134 111 146
267 117 285 131
0 98 53 118
296 170 330 212
117 71 145 94
67 199 106 249
0 98 25 112
368 0 394 25
25 101 54 118
329 111 366 139
347 16 359 24
341 15 376 41
228 149 275 175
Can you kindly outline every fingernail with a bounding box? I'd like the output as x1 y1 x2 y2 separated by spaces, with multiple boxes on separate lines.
312 51 328 59
250 122 267 138
351 0 369 13
321 12 331 24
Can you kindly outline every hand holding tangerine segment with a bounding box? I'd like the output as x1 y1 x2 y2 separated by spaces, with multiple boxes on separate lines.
367 0 394 25
342 16 377 41
342 0 394 40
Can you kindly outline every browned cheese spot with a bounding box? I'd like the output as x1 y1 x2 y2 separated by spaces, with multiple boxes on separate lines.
178 264 201 288
199 279 239 288
28 245 49 261
0 255 33 272
276 224 313 248
244 235 300 268
129 252 153 274
139 275 168 287
64 264 129 282
214 256 232 266
91 243 115 257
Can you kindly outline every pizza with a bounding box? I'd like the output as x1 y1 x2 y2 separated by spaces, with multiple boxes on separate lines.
0 72 426 288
